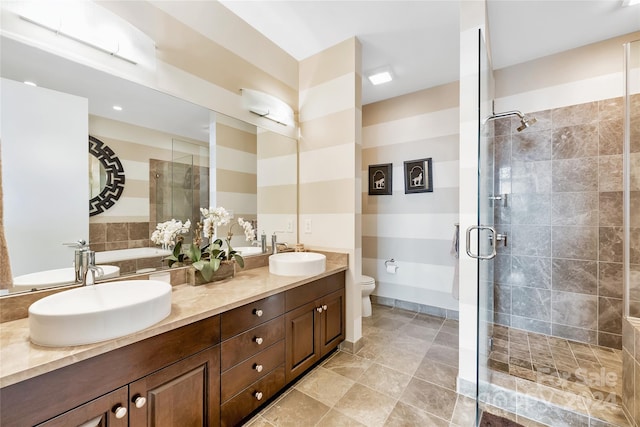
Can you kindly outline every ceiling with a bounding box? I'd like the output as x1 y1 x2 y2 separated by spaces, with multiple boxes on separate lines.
220 0 640 105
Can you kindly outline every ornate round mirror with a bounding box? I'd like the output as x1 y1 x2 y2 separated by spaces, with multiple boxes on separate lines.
88 135 125 216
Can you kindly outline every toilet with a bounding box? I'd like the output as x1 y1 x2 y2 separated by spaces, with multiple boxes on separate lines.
360 275 376 317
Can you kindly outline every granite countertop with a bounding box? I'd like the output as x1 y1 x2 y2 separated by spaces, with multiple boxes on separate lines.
0 260 348 388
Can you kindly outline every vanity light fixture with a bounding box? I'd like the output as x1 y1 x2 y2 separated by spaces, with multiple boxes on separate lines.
241 88 295 127
367 68 393 86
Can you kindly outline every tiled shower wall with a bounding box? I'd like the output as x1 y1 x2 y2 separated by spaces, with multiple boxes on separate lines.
492 97 627 349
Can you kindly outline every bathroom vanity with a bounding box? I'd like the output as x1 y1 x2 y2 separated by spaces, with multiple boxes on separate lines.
0 260 347 427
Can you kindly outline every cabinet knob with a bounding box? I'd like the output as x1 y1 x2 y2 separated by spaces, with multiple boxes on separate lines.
254 309 263 317
112 405 127 419
254 337 264 345
254 364 263 372
316 307 323 313
322 304 328 311
132 394 147 409
254 391 263 401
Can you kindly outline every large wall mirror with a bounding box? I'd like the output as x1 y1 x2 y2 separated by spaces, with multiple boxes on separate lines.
0 35 298 296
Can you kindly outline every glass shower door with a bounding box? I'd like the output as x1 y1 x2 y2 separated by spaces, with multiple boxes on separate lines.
471 28 496 424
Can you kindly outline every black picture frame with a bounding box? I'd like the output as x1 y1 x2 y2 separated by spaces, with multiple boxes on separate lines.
404 158 433 194
368 163 392 195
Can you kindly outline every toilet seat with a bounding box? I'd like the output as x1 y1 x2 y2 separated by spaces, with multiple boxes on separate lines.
360 275 375 286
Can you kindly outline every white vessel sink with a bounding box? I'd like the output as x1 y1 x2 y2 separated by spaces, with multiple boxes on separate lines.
235 246 263 256
269 252 326 276
13 265 120 290
29 280 172 347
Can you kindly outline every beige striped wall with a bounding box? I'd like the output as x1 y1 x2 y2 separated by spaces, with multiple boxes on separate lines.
257 129 297 244
88 115 208 224
362 82 460 313
299 37 363 345
216 118 257 247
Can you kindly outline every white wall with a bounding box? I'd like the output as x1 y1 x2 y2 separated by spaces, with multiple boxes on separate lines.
1 78 88 276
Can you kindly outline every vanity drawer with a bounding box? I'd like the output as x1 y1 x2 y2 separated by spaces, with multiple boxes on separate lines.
221 316 285 371
221 340 284 402
221 366 285 427
285 272 345 311
221 293 285 340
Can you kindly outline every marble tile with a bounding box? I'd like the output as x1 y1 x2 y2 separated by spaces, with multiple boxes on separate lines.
517 109 553 134
552 124 598 159
622 350 634 420
630 191 640 228
551 226 598 260
495 134 512 169
375 344 425 375
599 192 623 227
89 223 107 243
511 225 552 257
512 130 552 161
511 160 552 194
410 313 446 330
598 262 624 298
399 377 457 421
333 383 396 427
316 409 365 427
106 222 129 242
356 362 411 399
293 366 355 407
631 153 640 191
495 253 511 285
599 118 624 156
551 259 597 295
495 117 511 137
598 332 622 350
424 343 459 368
511 193 551 225
450 394 477 427
599 155 623 192
243 415 276 426
552 323 598 345
322 351 372 381
413 358 458 391
598 297 623 335
552 157 598 193
397 322 438 343
511 286 551 321
433 331 459 349
552 101 598 128
510 316 552 336
383 401 449 427
599 226 624 263
511 255 551 289
551 191 598 226
261 389 330 427
495 284 511 315
599 97 624 122
552 291 597 330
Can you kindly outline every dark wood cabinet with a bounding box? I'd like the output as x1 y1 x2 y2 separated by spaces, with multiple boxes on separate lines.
129 347 220 427
285 283 345 383
36 386 129 427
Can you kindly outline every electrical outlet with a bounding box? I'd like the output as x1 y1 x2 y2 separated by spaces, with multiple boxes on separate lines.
304 219 312 234
286 220 293 232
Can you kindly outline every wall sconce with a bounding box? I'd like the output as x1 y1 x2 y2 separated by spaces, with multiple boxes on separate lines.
241 88 295 127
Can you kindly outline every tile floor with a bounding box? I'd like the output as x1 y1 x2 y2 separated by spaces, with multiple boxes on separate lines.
244 304 476 427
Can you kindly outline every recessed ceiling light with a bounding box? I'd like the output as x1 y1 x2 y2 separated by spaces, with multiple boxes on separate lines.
367 70 393 86
622 0 640 6
23 81 37 87
112 105 123 111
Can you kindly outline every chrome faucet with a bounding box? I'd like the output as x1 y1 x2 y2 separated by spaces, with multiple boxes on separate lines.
64 240 89 283
81 250 103 286
271 231 289 254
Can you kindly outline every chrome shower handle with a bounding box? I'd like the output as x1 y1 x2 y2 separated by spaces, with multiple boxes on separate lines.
465 225 497 260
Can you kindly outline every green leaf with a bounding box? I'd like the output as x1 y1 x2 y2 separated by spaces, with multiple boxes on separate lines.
233 253 244 269
188 244 201 262
211 258 221 271
200 263 213 281
193 260 205 271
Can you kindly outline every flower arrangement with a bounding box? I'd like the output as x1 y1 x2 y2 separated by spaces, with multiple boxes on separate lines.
155 207 256 283
150 219 191 250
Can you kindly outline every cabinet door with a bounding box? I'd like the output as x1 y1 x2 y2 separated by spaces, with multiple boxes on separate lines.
284 301 319 383
129 346 220 427
320 289 345 356
36 386 128 427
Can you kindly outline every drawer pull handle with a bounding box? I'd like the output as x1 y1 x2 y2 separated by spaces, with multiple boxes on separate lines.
254 309 263 317
132 395 147 409
255 391 263 401
112 405 127 419
316 307 323 313
322 304 328 311
255 337 264 345
254 364 263 372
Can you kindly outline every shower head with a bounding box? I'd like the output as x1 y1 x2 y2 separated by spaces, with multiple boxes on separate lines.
483 109 537 132
516 115 537 132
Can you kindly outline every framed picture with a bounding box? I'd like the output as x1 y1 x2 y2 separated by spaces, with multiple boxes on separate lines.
368 163 392 195
404 158 433 194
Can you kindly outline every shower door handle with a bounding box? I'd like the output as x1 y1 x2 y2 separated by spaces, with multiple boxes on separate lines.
465 225 497 260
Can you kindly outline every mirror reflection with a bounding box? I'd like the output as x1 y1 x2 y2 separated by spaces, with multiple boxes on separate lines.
0 36 297 295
